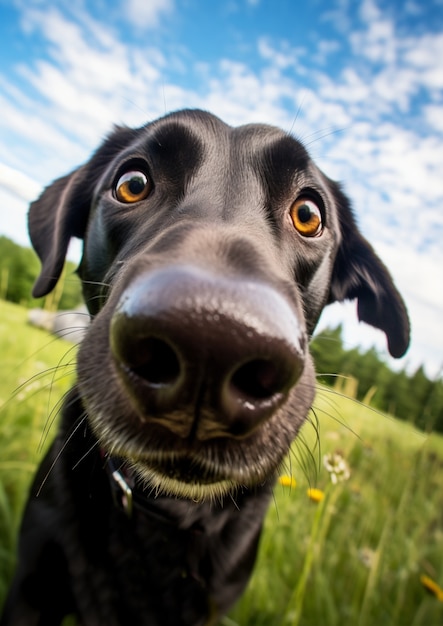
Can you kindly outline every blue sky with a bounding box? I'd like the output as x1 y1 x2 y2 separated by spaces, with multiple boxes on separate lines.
0 0 442 378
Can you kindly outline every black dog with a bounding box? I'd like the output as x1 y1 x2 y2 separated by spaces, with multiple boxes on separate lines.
1 110 409 626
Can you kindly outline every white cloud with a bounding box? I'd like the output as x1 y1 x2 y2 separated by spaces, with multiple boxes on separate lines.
0 0 442 379
349 9 443 104
258 37 306 70
0 93 89 183
321 0 353 34
0 164 41 202
424 104 443 132
0 188 32 249
314 39 341 65
124 0 174 29
359 0 381 22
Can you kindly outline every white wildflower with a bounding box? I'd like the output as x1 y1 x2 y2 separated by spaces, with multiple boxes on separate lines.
323 452 350 484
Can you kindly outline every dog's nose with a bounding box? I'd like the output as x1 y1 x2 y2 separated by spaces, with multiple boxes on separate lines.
110 266 305 439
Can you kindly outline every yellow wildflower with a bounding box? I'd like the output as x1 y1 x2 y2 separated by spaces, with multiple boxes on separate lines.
278 475 297 488
420 574 443 601
307 488 324 502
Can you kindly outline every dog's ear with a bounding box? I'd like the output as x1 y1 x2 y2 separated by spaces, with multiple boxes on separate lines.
29 167 91 297
328 183 410 359
29 125 137 298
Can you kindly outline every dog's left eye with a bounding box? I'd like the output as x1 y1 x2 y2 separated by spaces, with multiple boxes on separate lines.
290 197 323 237
114 171 151 203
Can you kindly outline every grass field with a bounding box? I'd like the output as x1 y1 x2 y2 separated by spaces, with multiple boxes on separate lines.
1 298 442 625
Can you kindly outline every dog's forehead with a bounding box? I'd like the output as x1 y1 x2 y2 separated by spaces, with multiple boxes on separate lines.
120 111 328 207
139 110 312 170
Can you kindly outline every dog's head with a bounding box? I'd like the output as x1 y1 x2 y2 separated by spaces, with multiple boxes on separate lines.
29 110 409 500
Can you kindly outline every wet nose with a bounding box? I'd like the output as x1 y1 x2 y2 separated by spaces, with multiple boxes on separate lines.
110 266 305 439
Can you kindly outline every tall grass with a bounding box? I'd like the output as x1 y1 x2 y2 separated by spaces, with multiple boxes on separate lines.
227 390 443 625
1 299 442 624
0 300 76 603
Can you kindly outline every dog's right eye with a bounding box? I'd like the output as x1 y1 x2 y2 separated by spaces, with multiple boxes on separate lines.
114 171 151 203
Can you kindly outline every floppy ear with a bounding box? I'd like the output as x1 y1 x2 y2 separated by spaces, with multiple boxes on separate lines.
29 167 91 297
28 125 137 298
328 183 410 359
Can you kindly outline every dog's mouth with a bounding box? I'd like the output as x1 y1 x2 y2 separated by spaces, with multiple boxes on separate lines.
90 407 277 501
126 453 253 501
148 456 227 485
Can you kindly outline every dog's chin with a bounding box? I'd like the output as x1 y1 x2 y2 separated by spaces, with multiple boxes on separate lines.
89 413 275 501
131 460 238 502
88 410 279 501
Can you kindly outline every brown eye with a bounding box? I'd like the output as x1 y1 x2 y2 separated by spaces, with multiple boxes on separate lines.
114 170 151 203
290 197 323 237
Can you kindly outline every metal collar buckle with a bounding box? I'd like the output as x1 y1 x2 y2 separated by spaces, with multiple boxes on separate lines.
105 457 133 517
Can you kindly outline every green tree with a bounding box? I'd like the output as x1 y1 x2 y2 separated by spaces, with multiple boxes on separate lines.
310 325 346 385
378 367 412 421
409 365 439 431
0 236 40 305
310 323 443 433
0 236 82 309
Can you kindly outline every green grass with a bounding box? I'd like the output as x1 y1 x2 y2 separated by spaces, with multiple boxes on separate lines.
0 300 76 603
1 299 443 625
227 390 443 626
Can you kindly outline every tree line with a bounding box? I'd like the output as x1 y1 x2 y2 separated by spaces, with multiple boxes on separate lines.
0 235 82 310
1 235 442 433
310 325 443 434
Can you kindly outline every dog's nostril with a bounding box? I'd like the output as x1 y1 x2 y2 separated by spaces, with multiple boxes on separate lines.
111 267 305 434
132 338 181 386
230 359 282 400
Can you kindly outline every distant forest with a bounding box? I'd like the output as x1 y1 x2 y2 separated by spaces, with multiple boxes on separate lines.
0 235 82 310
310 326 443 434
1 235 442 433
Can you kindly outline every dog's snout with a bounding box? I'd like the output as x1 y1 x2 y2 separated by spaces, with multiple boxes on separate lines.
110 266 305 439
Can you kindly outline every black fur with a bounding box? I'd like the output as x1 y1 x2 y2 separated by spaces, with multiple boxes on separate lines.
1 110 409 626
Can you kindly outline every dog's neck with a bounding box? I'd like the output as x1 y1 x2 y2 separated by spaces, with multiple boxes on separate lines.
103 454 183 524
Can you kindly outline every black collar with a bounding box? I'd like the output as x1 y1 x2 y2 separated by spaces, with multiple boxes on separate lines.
104 456 179 525
103 456 210 589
